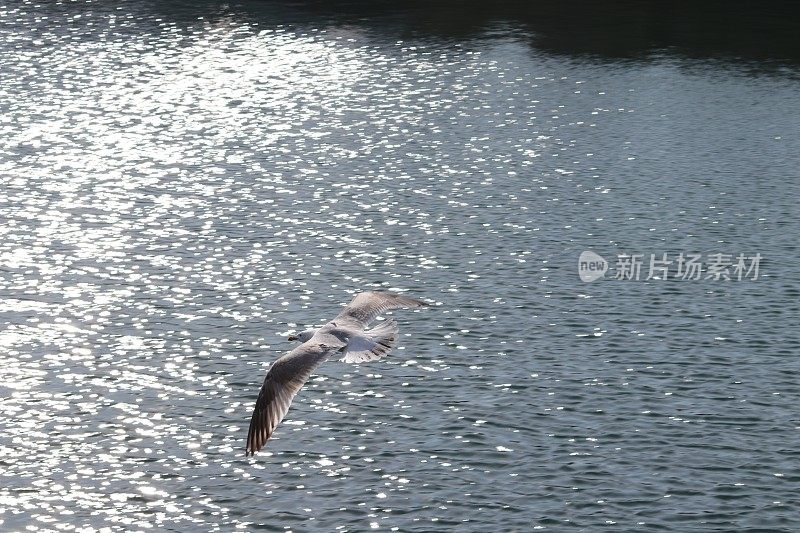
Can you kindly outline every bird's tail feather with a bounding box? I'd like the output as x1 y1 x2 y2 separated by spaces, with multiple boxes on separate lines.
341 319 399 363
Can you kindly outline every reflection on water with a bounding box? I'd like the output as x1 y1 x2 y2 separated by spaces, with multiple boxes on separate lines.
140 0 800 67
1 1 799 531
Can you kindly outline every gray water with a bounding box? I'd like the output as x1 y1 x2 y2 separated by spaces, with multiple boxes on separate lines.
1 1 800 531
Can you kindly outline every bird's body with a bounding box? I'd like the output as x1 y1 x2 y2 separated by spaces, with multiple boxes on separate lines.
245 291 428 456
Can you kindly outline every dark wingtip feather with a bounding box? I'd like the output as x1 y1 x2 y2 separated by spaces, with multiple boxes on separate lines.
387 292 430 307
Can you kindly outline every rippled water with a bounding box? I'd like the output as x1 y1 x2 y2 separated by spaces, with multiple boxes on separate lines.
2 1 799 531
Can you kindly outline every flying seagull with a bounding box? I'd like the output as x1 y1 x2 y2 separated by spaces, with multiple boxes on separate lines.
245 291 429 456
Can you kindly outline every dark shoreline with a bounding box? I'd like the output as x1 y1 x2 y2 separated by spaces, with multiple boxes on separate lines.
131 0 800 66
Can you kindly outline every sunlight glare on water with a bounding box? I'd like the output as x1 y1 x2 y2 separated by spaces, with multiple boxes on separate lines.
1 1 799 531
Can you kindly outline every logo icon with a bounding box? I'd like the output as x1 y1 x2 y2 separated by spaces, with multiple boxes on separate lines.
578 251 608 283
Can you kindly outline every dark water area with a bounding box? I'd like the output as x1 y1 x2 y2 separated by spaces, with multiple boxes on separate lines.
1 1 799 531
56 0 800 66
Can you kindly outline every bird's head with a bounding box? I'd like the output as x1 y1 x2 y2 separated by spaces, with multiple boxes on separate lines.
287 328 317 343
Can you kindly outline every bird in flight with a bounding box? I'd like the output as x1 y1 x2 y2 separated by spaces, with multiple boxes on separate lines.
245 291 429 456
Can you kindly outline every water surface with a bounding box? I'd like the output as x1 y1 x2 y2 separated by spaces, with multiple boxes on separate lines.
1 1 799 531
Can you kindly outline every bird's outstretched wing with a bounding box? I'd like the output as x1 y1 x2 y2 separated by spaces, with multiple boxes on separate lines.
333 291 428 329
245 342 339 456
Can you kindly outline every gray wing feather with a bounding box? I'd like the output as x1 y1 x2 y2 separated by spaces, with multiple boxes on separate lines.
245 342 338 455
334 291 428 329
341 319 399 363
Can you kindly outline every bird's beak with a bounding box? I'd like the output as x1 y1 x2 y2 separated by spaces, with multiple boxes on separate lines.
288 335 298 341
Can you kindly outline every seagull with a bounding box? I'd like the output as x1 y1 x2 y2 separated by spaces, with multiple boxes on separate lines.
245 291 429 456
